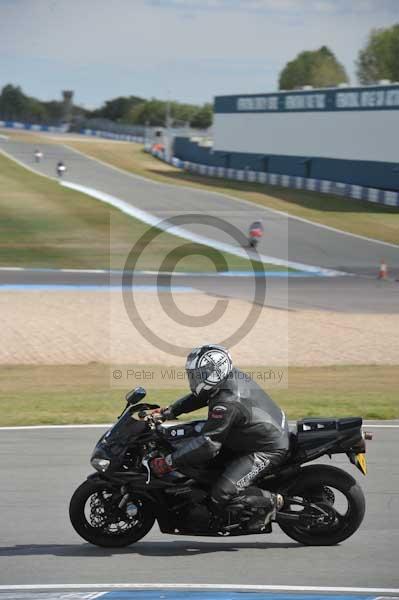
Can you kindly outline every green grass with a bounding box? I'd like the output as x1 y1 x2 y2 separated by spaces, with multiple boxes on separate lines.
0 151 282 272
66 139 399 245
0 364 397 426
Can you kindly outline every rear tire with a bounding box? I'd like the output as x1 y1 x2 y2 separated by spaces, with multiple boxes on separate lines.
278 465 365 546
69 479 155 547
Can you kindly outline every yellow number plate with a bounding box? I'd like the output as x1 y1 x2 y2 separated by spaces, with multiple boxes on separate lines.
356 453 367 475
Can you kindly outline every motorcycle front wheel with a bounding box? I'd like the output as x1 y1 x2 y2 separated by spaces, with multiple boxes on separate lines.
277 464 365 546
69 479 155 547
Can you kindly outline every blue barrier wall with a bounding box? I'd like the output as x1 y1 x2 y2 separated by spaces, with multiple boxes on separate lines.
173 137 399 192
0 120 68 133
149 147 399 208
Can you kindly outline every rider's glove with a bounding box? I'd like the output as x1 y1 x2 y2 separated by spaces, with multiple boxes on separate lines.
160 406 175 420
151 455 174 477
150 406 174 421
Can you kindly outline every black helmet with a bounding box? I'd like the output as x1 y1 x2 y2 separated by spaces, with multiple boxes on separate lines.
185 344 233 396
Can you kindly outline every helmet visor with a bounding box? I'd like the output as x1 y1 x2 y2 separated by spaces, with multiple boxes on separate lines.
186 364 214 394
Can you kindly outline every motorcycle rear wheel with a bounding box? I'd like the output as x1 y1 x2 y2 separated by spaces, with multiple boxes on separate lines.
69 479 155 547
278 465 365 546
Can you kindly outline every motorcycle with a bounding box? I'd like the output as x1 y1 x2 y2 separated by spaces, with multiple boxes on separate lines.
56 162 66 177
69 387 370 547
248 220 264 248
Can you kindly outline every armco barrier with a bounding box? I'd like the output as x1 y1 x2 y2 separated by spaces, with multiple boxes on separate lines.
0 120 68 133
82 129 144 143
149 149 399 208
0 121 144 142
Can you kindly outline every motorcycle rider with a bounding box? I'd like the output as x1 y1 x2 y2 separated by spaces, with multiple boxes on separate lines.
34 148 43 163
151 344 289 530
56 160 66 177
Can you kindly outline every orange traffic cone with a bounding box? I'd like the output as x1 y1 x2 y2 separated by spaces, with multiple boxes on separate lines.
378 260 388 279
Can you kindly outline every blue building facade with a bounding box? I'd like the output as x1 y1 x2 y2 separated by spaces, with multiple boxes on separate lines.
174 84 399 192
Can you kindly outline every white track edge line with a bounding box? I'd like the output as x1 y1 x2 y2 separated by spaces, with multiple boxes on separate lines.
4 137 398 250
0 422 397 431
0 147 57 181
1 583 399 593
65 141 399 250
61 180 343 277
0 144 340 276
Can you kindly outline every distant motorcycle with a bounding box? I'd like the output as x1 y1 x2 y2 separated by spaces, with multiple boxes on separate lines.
56 161 66 177
34 149 43 163
248 220 264 248
70 387 369 547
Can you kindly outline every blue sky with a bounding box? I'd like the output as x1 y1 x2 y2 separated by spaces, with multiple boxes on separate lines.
0 0 398 108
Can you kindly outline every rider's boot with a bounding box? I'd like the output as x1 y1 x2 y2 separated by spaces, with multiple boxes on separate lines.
227 490 284 532
245 492 284 532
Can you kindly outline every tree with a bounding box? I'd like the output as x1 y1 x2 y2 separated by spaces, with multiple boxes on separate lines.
357 24 399 84
170 101 197 126
126 99 167 126
278 46 349 90
42 100 64 122
190 103 213 129
91 95 144 121
0 84 29 120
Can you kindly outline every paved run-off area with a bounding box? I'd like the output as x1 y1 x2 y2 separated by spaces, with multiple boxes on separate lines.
1 289 399 366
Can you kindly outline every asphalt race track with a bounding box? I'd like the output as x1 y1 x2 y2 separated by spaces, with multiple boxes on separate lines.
1 139 399 276
1 268 399 313
0 424 398 590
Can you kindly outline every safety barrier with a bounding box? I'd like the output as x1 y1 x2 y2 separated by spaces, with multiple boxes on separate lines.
149 148 399 208
0 120 68 133
82 128 144 143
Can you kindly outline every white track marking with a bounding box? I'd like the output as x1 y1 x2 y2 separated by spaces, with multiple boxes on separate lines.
61 180 343 277
0 147 57 180
1 583 399 594
59 268 107 273
0 144 340 276
0 267 25 271
0 422 397 431
0 267 294 276
2 137 398 250
0 424 113 431
64 142 399 250
189 181 399 250
0 267 109 273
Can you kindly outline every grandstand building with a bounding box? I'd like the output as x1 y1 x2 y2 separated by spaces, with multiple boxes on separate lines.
174 83 399 192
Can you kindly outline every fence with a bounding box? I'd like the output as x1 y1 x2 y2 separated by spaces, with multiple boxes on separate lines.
149 147 399 208
0 120 68 133
81 128 144 143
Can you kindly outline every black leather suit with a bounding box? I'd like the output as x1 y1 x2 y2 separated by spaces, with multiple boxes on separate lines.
169 368 290 505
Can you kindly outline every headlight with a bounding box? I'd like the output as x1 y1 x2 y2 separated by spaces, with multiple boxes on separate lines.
91 457 111 472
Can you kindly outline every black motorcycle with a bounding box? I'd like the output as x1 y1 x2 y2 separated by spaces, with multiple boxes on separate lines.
69 387 370 547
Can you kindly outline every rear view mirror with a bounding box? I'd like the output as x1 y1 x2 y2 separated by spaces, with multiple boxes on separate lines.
125 387 146 405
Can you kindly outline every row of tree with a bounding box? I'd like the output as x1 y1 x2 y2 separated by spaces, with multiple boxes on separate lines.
1 24 398 128
279 23 399 90
90 96 213 128
0 84 83 124
0 84 213 129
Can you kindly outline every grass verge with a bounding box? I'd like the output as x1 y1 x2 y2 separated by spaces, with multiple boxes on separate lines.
65 139 399 245
0 151 279 272
0 364 397 426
